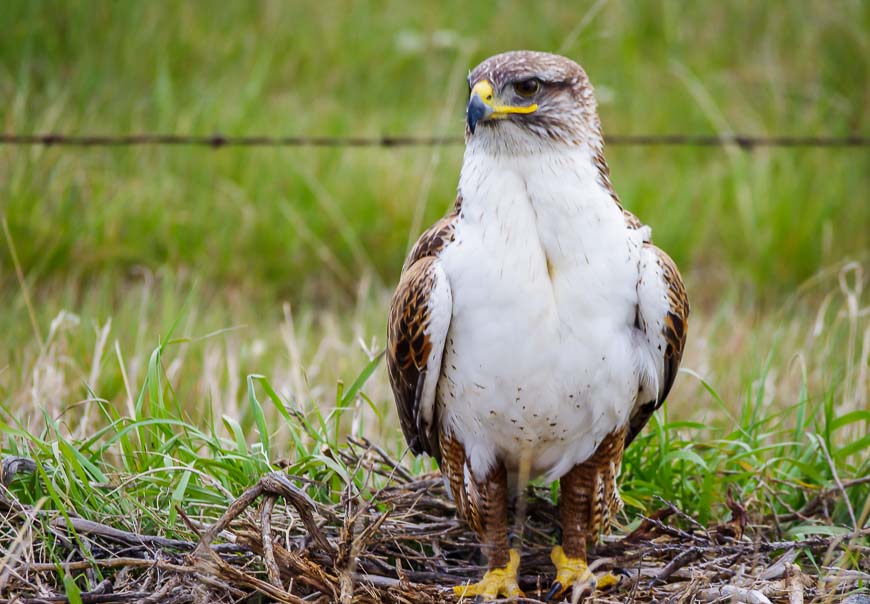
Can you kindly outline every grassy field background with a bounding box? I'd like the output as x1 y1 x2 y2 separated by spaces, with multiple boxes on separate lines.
0 0 868 558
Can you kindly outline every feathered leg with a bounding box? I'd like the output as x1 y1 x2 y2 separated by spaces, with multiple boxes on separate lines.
452 462 523 600
547 426 626 601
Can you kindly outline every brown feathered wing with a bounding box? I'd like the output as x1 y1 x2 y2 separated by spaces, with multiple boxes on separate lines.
627 238 690 445
386 207 459 461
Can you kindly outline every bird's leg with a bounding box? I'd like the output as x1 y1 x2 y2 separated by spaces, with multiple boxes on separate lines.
547 462 620 601
548 464 596 600
454 463 523 600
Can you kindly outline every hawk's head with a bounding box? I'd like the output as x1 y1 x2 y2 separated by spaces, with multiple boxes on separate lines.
465 51 601 152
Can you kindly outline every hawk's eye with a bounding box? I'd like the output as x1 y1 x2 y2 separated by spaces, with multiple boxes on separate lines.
513 79 540 98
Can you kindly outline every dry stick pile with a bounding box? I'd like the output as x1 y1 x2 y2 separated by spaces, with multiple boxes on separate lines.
0 441 868 603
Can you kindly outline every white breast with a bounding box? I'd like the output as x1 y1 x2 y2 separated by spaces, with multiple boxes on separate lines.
437 144 645 483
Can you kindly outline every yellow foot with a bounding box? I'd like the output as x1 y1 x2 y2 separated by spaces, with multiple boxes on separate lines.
546 545 620 601
454 549 524 601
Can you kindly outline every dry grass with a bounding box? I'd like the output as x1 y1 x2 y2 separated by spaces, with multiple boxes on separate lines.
1 440 868 603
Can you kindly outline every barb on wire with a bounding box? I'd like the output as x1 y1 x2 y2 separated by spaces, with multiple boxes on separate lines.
0 133 867 149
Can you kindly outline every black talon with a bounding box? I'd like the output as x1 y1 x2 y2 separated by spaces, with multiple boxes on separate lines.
545 581 562 601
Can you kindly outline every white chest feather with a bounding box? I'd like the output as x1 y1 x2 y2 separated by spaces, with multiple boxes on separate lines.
437 146 646 481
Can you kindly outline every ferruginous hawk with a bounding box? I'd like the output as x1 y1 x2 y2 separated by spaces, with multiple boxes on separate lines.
387 50 689 600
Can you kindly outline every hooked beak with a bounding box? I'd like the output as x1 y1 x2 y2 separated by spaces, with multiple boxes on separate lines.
466 93 493 134
466 79 538 134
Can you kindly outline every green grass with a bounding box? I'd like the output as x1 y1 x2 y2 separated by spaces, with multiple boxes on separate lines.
1 2 867 300
0 2 867 590
1 323 866 569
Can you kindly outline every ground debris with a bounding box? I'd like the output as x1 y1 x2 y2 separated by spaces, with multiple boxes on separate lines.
0 442 867 603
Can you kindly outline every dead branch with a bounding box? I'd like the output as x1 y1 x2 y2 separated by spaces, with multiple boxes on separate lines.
1 444 867 603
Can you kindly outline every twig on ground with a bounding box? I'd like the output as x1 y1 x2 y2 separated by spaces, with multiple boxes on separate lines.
261 494 282 589
786 563 805 604
696 584 773 604
1 445 867 603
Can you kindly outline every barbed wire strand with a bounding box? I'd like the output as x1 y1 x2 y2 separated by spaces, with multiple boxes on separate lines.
0 133 867 149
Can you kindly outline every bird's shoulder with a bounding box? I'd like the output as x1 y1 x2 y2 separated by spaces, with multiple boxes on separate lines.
402 194 462 273
622 207 648 236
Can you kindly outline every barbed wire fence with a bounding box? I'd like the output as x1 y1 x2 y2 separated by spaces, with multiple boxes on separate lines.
1 133 868 150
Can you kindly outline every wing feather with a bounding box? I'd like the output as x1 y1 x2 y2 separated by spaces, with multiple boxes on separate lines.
387 199 460 460
627 243 689 445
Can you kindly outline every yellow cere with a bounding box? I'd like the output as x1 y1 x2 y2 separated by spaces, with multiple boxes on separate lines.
471 79 538 116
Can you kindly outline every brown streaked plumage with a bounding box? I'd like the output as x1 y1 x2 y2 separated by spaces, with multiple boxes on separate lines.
388 260 440 458
439 431 471 523
400 197 461 273
627 245 690 446
440 431 511 567
387 195 461 459
560 425 627 560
